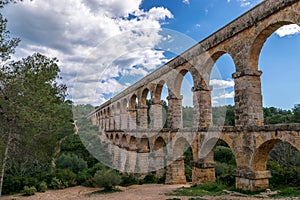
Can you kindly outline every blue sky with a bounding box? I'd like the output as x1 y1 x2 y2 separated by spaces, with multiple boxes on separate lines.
2 0 300 110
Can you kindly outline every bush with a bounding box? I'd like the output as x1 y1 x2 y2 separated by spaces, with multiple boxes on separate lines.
54 168 77 187
93 169 121 190
23 186 37 196
142 174 158 184
2 175 23 195
56 153 88 173
38 181 47 192
185 164 192 182
121 173 140 186
214 146 235 165
51 177 65 189
215 162 235 186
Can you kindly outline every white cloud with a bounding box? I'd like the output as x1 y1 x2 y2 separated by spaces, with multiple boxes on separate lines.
275 24 300 37
182 0 190 5
238 0 251 7
209 79 234 90
3 0 173 105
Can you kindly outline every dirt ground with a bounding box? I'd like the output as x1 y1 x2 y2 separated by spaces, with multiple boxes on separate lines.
2 184 299 200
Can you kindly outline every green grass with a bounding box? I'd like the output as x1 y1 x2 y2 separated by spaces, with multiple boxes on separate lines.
268 187 300 198
167 182 225 197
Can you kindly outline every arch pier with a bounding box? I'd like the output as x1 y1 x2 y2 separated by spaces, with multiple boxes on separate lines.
89 0 300 191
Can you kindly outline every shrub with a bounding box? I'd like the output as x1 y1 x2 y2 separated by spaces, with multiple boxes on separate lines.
93 169 121 190
142 174 158 184
38 181 47 192
56 153 88 173
214 146 235 165
51 177 65 189
185 164 192 182
23 186 37 196
215 162 235 186
54 168 77 187
121 173 140 186
2 175 23 195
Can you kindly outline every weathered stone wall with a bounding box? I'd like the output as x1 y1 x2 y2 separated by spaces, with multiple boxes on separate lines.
103 124 300 190
88 0 300 191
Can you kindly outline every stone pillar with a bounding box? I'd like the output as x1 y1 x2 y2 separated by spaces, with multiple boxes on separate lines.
128 109 137 130
114 113 120 130
120 111 128 130
192 85 212 128
112 145 120 169
233 70 264 126
125 145 138 173
150 100 163 129
105 116 109 131
165 156 187 184
138 106 148 129
192 161 216 185
109 112 115 131
98 115 102 128
135 151 149 174
118 148 127 172
233 169 271 191
167 95 183 129
149 149 165 175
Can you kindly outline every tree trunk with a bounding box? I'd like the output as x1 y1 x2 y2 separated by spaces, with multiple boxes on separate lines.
0 130 12 197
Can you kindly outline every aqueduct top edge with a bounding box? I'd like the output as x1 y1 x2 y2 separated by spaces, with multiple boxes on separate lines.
89 0 298 116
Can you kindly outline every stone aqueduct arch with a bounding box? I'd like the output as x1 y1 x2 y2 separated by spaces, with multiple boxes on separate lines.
89 0 300 191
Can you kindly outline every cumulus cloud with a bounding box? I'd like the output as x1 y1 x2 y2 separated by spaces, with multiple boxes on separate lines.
275 24 300 37
238 0 251 7
209 79 234 90
3 0 174 105
182 0 190 5
212 91 234 106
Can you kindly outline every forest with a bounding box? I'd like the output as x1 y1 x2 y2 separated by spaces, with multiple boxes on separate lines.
1 102 300 195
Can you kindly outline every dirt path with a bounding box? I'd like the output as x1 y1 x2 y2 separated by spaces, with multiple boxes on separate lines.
2 184 296 200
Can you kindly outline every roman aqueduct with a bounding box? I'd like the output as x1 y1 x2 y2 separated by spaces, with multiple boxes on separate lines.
88 0 300 191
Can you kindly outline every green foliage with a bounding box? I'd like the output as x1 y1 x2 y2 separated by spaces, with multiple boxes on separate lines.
60 134 98 168
293 105 300 123
182 105 235 127
38 181 47 192
213 143 236 186
0 13 20 60
215 162 235 186
184 146 193 182
0 52 74 194
268 187 300 198
212 105 235 126
141 174 159 184
267 142 300 188
182 106 193 127
56 153 88 173
54 169 77 188
184 164 192 182
22 186 37 196
121 173 140 187
263 107 294 124
2 176 23 195
92 169 121 190
214 146 236 165
50 177 65 190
